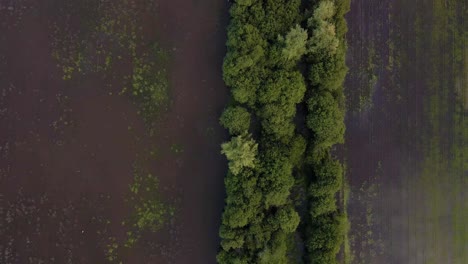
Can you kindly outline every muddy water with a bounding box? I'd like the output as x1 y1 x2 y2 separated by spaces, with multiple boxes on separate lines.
344 0 467 263
144 0 229 263
0 0 228 263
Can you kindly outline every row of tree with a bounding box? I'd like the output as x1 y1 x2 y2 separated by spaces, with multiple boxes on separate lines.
218 0 349 263
303 1 349 263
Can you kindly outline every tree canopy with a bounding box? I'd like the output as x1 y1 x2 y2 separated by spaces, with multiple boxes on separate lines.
218 0 350 263
220 106 251 135
221 134 258 175
281 24 308 62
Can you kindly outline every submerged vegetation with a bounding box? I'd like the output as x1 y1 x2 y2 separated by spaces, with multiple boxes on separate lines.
127 170 171 240
218 0 349 263
104 168 172 263
50 0 171 260
51 0 168 127
131 45 169 123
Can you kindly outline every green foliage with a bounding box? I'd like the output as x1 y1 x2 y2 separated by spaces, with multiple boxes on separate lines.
334 0 351 37
223 21 266 92
309 194 338 217
259 146 294 207
221 134 258 175
308 48 348 91
308 21 339 56
307 1 338 55
256 0 301 40
222 202 255 228
220 106 251 135
236 0 255 7
258 232 288 264
258 71 306 105
218 0 350 262
219 225 246 250
306 0 348 92
307 213 346 264
281 24 308 62
307 92 345 148
221 168 262 232
223 22 266 107
304 1 350 263
257 70 306 142
312 1 336 22
289 135 307 168
275 206 300 233
217 250 250 264
309 157 343 197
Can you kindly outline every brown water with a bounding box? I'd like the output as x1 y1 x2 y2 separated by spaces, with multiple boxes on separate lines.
0 0 229 263
145 0 229 263
344 0 467 263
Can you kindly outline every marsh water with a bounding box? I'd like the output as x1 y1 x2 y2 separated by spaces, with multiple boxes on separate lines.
0 0 228 263
344 0 467 263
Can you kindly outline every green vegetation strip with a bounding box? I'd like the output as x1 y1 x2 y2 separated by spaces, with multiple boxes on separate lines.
303 1 349 263
217 0 349 263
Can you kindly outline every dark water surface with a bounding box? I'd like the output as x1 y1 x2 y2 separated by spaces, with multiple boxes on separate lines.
0 0 229 263
344 0 466 263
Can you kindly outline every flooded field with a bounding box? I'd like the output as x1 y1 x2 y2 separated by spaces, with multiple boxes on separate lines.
1 0 465 263
344 0 467 263
0 0 228 263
